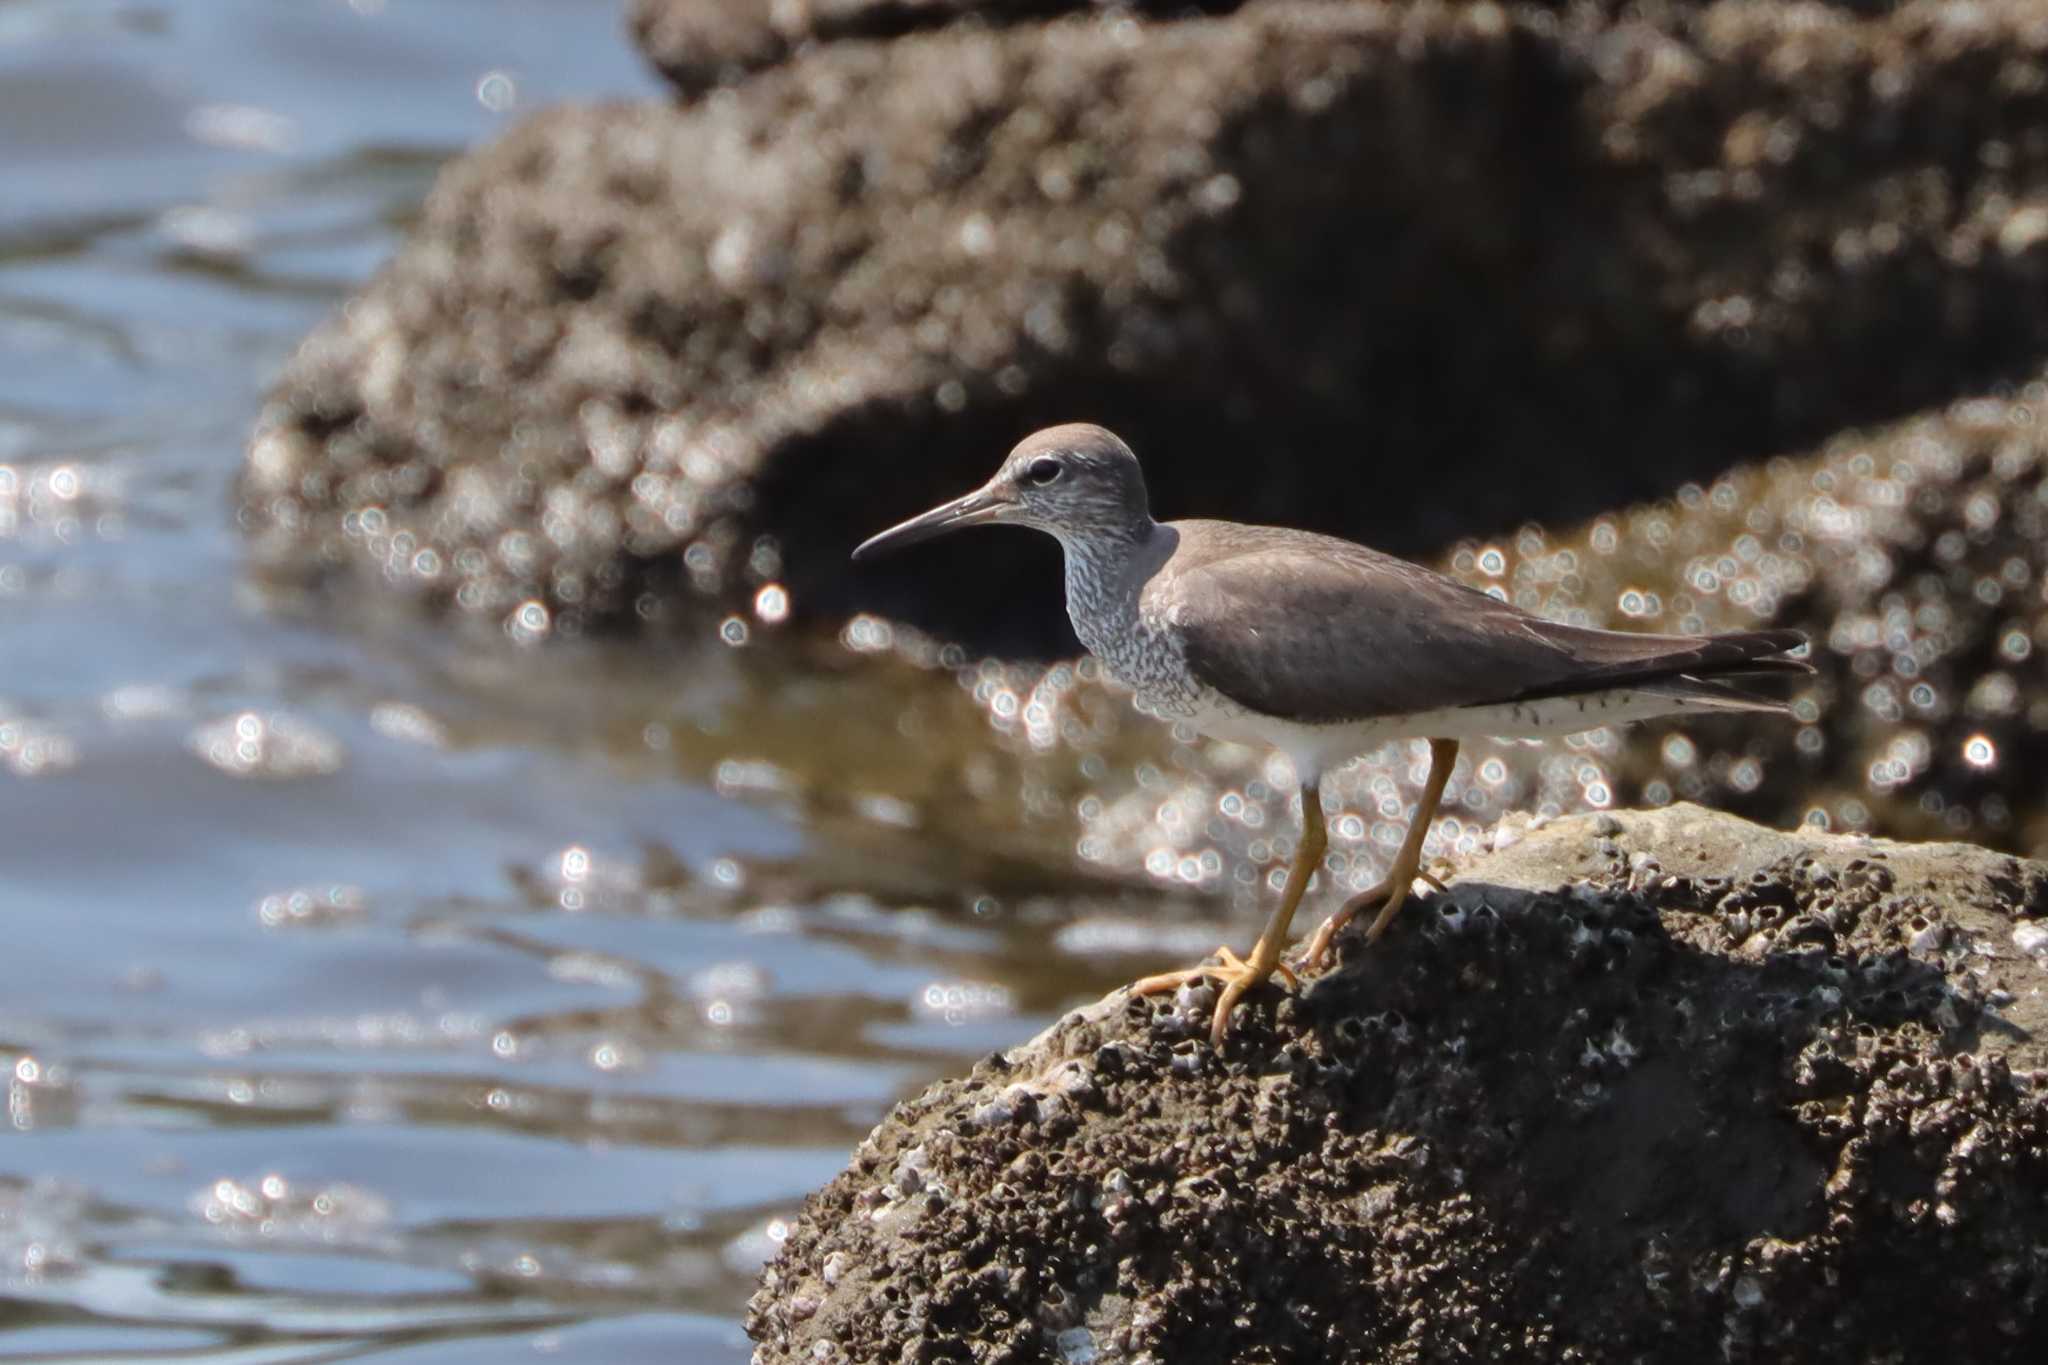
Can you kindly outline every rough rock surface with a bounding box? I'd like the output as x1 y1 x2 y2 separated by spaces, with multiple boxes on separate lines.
627 0 1207 99
746 805 2048 1362
243 0 2048 653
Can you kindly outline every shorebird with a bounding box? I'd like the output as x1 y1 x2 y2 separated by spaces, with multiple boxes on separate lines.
853 424 1808 1045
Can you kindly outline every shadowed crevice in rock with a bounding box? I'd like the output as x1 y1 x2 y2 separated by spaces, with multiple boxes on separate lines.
747 805 2048 1362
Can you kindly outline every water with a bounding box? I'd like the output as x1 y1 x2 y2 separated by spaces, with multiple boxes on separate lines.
0 4 1193 1360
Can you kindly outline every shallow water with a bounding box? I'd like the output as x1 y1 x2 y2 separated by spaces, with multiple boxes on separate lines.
0 4 1200 1360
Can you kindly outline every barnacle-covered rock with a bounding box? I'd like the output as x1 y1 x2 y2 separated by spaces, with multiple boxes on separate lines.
242 0 2048 655
747 804 2048 1362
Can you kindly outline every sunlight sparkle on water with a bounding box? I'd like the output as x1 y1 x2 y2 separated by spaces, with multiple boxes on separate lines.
754 583 790 623
476 70 519 113
917 981 1015 1026
589 1040 644 1073
0 716 77 776
190 711 345 779
722 1218 790 1276
256 885 368 929
690 962 770 1030
840 613 895 651
507 598 552 644
559 846 591 883
185 103 297 153
368 702 448 747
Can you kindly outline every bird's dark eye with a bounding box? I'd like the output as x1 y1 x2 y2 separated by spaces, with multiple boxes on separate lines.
1026 457 1063 486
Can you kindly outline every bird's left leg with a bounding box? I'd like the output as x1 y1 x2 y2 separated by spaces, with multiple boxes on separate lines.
1300 738 1459 971
1128 783 1327 1046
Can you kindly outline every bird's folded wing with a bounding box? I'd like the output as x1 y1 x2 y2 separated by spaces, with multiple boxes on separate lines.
1148 531 1805 725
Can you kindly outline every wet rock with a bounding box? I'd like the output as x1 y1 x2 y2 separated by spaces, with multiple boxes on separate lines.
746 804 2048 1362
243 0 2048 654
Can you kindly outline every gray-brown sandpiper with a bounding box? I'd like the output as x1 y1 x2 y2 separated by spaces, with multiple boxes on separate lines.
854 424 1809 1045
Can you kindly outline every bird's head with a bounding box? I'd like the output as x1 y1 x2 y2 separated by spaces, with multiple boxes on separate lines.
851 423 1152 561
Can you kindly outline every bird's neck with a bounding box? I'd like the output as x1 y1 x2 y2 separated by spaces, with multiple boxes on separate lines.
1054 520 1166 661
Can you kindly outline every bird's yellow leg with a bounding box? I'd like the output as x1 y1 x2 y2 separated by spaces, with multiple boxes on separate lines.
1128 784 1327 1046
1301 738 1459 972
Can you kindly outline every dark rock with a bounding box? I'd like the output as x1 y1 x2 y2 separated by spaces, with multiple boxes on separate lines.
628 0 1212 99
746 804 2048 1362
242 0 2048 654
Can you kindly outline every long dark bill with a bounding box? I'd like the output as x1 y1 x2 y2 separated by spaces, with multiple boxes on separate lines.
850 486 1013 562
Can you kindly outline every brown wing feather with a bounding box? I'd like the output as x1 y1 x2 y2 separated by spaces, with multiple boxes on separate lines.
1146 521 1807 724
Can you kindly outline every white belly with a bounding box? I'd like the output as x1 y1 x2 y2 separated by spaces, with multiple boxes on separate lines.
1163 685 1721 785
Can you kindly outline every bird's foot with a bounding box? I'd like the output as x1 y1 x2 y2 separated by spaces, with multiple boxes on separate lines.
1128 942 1299 1047
1299 868 1448 973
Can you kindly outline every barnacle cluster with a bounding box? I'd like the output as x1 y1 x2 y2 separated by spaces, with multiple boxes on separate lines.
749 807 2048 1362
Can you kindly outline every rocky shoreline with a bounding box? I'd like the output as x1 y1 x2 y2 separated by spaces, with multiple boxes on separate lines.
746 806 2048 1362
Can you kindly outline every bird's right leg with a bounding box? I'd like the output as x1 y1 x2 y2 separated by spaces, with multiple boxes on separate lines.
1128 784 1326 1047
1300 738 1458 971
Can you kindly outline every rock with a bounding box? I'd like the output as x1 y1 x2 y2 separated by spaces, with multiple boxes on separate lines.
628 0 1176 99
242 0 2048 654
746 805 2048 1362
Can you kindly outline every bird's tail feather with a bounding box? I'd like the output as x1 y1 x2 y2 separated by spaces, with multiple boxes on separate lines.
1640 674 1799 715
1513 626 1813 703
